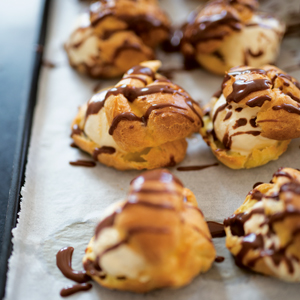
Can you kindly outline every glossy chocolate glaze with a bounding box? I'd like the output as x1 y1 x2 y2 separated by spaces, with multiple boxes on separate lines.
246 95 271 107
69 160 96 167
272 104 300 115
227 79 271 103
56 247 90 283
90 8 170 38
207 221 226 238
177 163 219 172
60 283 92 297
184 10 241 45
126 65 155 80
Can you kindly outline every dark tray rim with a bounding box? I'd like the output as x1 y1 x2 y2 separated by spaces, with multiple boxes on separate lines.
0 0 51 297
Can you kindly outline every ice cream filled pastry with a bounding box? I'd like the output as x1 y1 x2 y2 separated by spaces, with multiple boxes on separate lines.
200 65 300 169
83 169 216 292
71 61 203 170
181 0 285 74
65 0 170 78
224 167 300 281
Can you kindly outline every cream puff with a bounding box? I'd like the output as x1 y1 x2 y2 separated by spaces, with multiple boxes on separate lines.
71 60 203 170
83 169 216 292
201 65 300 169
65 0 171 78
181 0 285 74
224 167 300 281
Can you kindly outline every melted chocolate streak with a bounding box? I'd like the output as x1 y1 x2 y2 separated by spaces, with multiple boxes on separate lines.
184 10 242 45
207 221 226 238
83 66 202 135
56 247 92 297
56 247 91 283
177 163 219 172
60 283 92 298
69 160 96 167
224 173 300 272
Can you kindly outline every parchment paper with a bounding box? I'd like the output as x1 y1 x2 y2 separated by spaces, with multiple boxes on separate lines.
4 0 300 299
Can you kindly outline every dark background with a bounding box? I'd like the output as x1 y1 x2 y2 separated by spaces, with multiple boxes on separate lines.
0 0 44 256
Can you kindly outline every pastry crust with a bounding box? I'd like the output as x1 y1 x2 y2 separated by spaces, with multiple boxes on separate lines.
200 65 300 169
224 167 300 281
65 0 170 78
71 61 203 170
83 169 216 292
181 0 285 74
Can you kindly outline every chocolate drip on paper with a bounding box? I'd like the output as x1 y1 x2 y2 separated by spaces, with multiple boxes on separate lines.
207 221 226 238
60 283 92 297
177 163 219 172
69 160 96 167
215 256 225 263
56 247 91 283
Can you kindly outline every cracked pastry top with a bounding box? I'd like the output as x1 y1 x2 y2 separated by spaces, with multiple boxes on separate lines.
200 65 300 169
181 0 285 74
83 169 216 292
224 167 300 282
65 0 171 78
71 60 203 170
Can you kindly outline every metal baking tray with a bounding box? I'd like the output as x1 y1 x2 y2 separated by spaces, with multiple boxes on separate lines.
0 0 51 297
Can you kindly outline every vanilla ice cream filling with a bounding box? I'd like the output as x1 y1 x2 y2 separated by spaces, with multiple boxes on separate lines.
212 14 284 68
84 108 119 150
212 94 277 156
93 226 147 279
67 13 99 66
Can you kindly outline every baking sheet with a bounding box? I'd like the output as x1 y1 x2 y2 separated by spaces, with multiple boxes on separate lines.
4 0 300 299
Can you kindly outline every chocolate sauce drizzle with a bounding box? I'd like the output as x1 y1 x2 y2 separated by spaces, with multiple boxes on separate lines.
224 170 300 272
177 163 219 172
69 160 96 167
56 247 91 283
226 79 271 103
222 131 260 149
85 170 208 276
184 10 242 45
93 146 116 160
272 104 300 115
85 66 202 135
56 247 92 297
233 118 247 129
207 221 226 238
60 283 92 297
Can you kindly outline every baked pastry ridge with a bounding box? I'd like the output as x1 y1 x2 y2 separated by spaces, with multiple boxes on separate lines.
71 60 203 170
224 167 300 281
83 169 216 292
65 0 171 78
200 65 300 169
181 0 285 74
